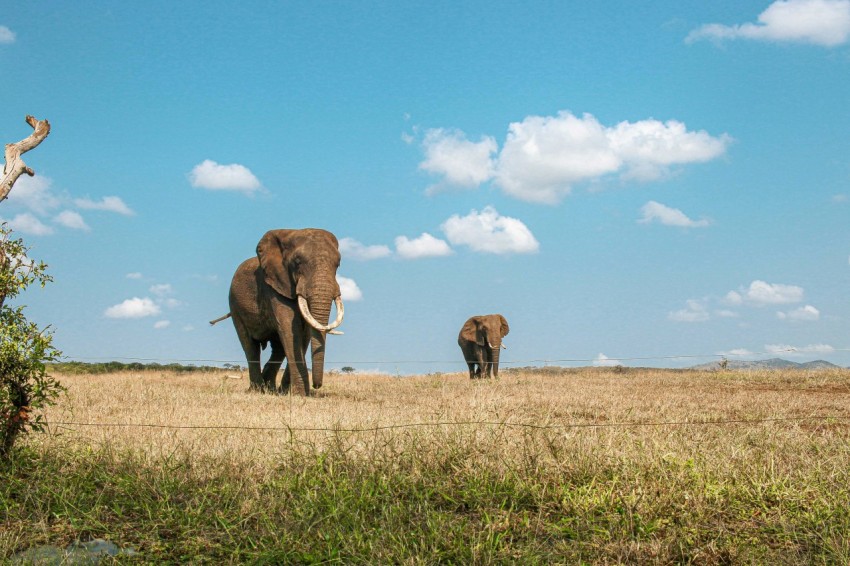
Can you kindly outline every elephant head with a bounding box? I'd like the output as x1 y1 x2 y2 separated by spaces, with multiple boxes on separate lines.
459 314 509 378
257 228 343 389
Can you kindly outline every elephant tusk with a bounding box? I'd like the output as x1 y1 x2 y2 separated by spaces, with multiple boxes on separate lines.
501 343 507 350
297 295 345 332
328 329 344 335
328 296 344 330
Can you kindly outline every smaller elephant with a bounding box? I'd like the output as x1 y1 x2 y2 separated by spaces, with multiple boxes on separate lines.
458 314 509 379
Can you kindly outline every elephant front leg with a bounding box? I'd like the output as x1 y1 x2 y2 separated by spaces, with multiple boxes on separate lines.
475 347 485 379
482 347 494 378
261 339 285 392
280 327 311 397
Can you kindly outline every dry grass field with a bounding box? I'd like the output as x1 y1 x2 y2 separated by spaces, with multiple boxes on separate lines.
3 366 850 563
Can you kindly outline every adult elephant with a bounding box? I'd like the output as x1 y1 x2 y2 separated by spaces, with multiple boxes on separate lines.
458 314 509 379
211 228 344 395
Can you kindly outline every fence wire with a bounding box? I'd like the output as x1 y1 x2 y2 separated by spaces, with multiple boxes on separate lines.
45 415 850 434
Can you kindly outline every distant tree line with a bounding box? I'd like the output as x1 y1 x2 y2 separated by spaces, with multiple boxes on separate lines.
48 361 235 375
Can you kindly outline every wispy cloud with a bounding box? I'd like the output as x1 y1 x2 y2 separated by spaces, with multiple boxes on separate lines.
638 201 710 228
338 237 392 261
687 0 850 46
765 343 834 355
3 213 54 236
593 353 622 367
74 196 135 216
0 25 15 44
54 210 91 232
668 299 711 322
188 160 261 193
777 304 820 321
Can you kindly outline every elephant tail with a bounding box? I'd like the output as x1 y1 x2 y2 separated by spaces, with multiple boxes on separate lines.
209 313 231 326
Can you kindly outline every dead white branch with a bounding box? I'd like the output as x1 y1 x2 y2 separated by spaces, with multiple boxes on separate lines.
1 115 51 203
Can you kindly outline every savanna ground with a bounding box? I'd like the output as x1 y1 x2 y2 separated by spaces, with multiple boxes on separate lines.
1 366 849 564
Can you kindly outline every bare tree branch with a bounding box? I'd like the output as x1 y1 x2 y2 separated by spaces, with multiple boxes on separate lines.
1 115 51 203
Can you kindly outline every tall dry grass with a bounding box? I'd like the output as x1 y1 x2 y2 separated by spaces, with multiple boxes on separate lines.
38 367 850 475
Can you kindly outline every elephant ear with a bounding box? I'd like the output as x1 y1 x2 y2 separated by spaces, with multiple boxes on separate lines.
461 317 485 346
499 315 510 337
257 229 295 299
460 316 484 346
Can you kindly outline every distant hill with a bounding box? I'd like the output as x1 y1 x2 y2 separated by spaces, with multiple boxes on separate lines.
690 358 842 371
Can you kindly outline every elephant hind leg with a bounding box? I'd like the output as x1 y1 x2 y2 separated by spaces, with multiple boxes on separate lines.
237 334 263 391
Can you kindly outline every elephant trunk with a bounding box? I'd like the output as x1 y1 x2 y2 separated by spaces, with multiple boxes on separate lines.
299 289 334 389
491 343 501 377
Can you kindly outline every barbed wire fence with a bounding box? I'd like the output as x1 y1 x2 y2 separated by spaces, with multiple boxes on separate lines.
39 346 850 436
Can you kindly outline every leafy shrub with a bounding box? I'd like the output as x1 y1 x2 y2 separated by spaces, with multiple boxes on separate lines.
0 226 63 457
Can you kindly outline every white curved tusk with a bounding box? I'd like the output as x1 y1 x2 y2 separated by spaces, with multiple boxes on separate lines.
328 329 344 335
297 295 345 332
328 296 344 330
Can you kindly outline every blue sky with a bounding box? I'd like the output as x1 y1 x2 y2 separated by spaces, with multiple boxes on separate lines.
2 1 849 373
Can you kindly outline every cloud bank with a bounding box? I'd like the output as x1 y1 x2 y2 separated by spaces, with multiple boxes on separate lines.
419 111 730 204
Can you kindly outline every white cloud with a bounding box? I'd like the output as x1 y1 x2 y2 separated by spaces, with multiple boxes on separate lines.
638 201 710 228
608 118 732 180
154 320 171 329
6 175 61 214
419 128 497 194
593 353 621 367
687 0 850 46
126 272 143 279
719 348 755 357
188 160 261 193
714 309 740 318
4 213 54 235
149 283 173 297
441 206 539 254
668 299 710 322
0 25 15 44
104 297 161 319
182 324 195 332
394 233 453 259
723 291 744 305
74 196 135 216
741 280 804 305
419 112 730 204
338 237 391 261
337 275 363 302
54 210 90 232
766 343 834 355
777 304 820 321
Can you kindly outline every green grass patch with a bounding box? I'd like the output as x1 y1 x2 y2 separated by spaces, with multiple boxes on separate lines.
2 438 848 564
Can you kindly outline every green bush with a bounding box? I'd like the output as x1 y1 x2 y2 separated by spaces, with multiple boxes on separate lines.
0 225 63 457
